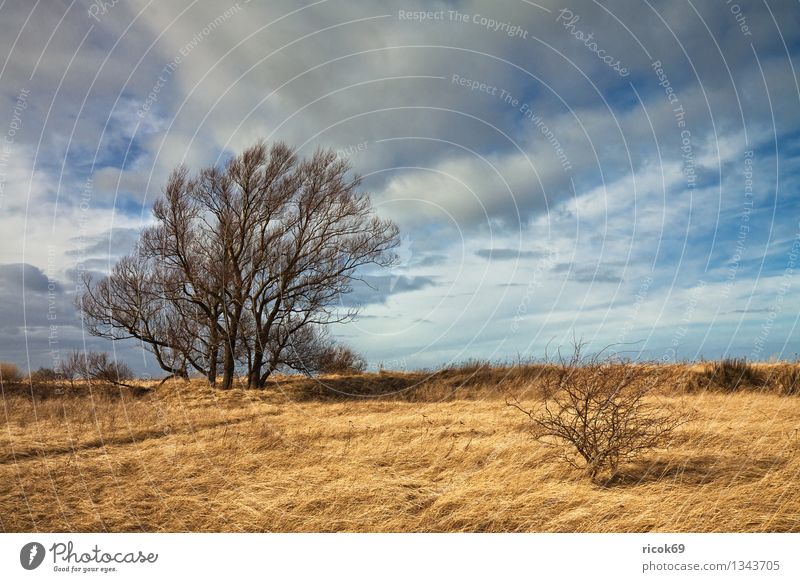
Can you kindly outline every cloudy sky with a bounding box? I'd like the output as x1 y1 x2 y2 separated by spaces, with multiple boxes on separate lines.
1 0 799 374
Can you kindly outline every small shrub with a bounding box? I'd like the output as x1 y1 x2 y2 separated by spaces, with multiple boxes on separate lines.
699 358 763 392
0 362 21 384
58 350 134 387
509 343 689 481
29 367 63 383
316 344 367 374
770 365 800 395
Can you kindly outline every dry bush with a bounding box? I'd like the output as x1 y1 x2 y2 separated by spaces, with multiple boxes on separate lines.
315 344 367 374
770 364 800 395
0 361 21 384
693 358 764 392
443 358 493 374
509 344 690 481
28 367 63 383
59 350 134 388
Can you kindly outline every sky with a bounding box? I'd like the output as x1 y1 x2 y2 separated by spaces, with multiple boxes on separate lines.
1 0 800 375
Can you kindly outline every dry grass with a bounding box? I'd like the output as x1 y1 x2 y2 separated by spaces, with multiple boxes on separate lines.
1 363 799 532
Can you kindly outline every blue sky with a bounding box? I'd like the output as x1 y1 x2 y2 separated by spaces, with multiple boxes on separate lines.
1 0 800 374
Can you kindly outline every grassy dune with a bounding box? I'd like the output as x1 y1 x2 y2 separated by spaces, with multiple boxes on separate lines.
1 363 799 532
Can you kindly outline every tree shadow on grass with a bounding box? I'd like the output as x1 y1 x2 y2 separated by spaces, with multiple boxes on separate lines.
281 364 552 402
600 455 784 488
286 373 424 401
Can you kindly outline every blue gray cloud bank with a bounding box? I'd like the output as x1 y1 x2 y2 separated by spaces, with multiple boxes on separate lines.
1 0 799 373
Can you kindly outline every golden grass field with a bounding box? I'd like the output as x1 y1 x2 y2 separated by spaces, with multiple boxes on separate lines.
1 363 799 532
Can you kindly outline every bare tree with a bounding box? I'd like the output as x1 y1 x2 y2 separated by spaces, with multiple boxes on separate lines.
508 342 690 481
79 141 399 388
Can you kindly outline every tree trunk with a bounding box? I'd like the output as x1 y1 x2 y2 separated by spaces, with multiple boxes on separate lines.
221 353 234 389
258 352 281 388
220 305 242 389
221 342 235 389
207 315 219 385
207 341 218 385
248 347 263 388
249 320 272 388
